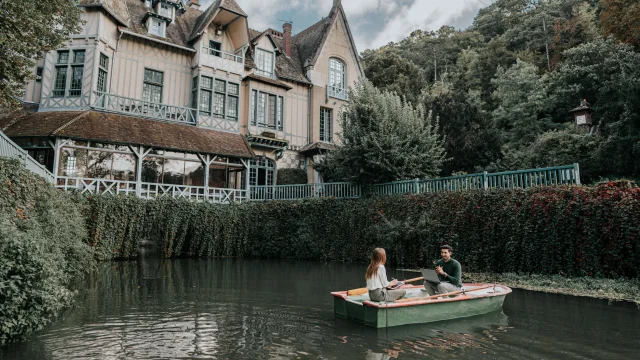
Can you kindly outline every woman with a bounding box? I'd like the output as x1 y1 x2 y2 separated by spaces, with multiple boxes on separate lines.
366 248 406 302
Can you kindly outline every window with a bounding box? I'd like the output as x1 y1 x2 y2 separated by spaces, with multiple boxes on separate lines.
36 67 43 83
149 19 165 37
320 108 333 142
159 3 173 19
144 0 152 7
191 77 198 109
58 141 136 181
53 50 85 97
97 53 109 93
197 77 239 121
251 90 284 130
249 159 275 186
255 48 274 78
142 69 163 103
141 150 208 186
209 41 221 57
328 58 348 100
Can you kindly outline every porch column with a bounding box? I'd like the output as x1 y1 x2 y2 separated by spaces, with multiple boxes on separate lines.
241 159 251 201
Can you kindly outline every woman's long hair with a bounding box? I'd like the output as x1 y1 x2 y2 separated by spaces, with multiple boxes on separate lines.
366 248 387 280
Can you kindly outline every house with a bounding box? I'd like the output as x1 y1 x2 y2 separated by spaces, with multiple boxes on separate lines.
1 0 363 201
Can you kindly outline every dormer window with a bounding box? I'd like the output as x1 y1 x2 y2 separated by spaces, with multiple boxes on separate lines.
159 3 174 21
255 48 274 78
144 0 152 8
149 18 165 37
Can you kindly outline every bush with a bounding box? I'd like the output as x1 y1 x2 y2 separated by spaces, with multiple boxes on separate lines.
277 168 308 185
0 158 91 345
84 185 640 279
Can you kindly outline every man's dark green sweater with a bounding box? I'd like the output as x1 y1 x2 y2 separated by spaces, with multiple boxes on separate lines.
435 258 462 287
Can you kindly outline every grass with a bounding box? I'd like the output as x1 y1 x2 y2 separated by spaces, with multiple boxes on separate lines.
399 269 640 305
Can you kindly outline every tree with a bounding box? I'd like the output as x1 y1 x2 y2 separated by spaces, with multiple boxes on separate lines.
599 0 640 46
363 50 427 107
317 80 446 186
491 59 553 148
0 0 82 110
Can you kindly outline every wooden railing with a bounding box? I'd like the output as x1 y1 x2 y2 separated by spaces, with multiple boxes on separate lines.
202 47 244 63
327 85 349 101
55 177 247 204
0 132 55 183
92 91 197 125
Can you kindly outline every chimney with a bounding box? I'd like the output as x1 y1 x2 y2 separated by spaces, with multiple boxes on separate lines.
283 22 292 57
187 0 200 9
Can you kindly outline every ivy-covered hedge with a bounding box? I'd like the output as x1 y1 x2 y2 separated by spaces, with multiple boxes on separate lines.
276 168 309 185
85 181 640 279
0 158 91 345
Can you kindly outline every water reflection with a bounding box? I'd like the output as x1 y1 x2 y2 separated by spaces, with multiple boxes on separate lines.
1 256 639 359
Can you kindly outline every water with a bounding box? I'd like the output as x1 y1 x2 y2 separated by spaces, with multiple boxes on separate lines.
2 257 639 359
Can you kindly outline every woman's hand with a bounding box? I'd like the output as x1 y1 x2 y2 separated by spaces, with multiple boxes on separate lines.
388 279 398 287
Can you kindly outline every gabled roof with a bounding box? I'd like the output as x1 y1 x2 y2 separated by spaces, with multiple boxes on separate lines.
246 29 310 85
78 0 131 26
188 0 247 43
292 2 364 77
2 110 255 158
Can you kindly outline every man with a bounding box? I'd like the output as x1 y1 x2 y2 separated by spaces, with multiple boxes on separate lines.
424 245 462 296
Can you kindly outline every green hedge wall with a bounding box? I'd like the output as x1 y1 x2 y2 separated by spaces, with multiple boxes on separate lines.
276 168 309 185
84 181 640 279
0 158 91 345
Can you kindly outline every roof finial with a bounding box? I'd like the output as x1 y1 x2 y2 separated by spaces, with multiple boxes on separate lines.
333 0 341 8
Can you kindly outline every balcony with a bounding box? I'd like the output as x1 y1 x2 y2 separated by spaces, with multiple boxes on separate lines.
200 47 245 75
92 91 196 125
327 85 349 101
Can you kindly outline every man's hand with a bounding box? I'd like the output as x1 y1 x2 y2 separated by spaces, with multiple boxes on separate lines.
435 266 446 276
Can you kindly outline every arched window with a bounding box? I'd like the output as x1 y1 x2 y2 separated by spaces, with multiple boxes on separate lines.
249 158 275 186
328 58 347 100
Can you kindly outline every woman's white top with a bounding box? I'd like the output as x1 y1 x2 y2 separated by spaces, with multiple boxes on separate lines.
366 265 390 290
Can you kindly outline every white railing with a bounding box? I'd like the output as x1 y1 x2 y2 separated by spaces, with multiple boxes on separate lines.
250 183 361 201
55 177 247 204
327 85 349 101
0 131 55 183
202 47 244 63
92 91 197 125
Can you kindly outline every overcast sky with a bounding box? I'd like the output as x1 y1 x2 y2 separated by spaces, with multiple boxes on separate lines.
200 0 496 52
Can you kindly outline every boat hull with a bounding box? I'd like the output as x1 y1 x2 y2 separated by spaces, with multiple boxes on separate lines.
333 284 511 328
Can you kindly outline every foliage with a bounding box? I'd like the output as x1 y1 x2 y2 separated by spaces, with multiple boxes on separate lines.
0 158 91 345
276 168 308 185
82 184 640 281
362 49 427 107
0 0 82 110
599 0 640 47
317 80 447 185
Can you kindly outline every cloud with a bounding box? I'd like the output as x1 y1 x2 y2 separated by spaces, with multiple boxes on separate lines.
198 0 496 51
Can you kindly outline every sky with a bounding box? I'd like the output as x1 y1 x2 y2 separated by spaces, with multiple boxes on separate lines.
200 0 497 52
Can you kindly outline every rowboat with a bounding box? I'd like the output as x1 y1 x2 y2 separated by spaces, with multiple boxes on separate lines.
332 283 512 328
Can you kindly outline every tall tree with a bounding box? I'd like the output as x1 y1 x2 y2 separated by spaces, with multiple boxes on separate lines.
0 0 82 110
317 80 446 186
599 0 640 46
363 50 427 107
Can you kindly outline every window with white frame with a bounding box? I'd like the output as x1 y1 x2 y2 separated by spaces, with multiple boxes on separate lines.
159 3 174 20
196 77 239 121
144 0 152 7
142 69 163 103
255 49 274 78
53 50 85 97
320 107 333 142
328 58 348 100
149 18 165 37
249 159 275 186
97 53 109 93
250 90 283 130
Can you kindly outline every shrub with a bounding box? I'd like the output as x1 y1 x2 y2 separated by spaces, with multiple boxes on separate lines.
0 158 91 345
277 168 308 185
83 185 639 279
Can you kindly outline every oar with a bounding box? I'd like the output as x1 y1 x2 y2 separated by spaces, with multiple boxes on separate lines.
394 284 495 303
347 277 425 296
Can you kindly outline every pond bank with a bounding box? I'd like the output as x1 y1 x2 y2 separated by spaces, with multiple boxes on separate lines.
401 269 640 305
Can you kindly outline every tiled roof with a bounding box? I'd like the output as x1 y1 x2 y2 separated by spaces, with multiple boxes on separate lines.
300 142 337 154
3 110 255 158
78 0 131 26
247 29 310 85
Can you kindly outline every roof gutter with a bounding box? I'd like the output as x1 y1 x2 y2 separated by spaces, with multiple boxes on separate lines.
118 29 196 53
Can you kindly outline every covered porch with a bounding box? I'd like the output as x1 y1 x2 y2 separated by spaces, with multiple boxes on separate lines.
1 109 255 203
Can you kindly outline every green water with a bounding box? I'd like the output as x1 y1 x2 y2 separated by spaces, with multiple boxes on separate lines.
1 256 639 359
